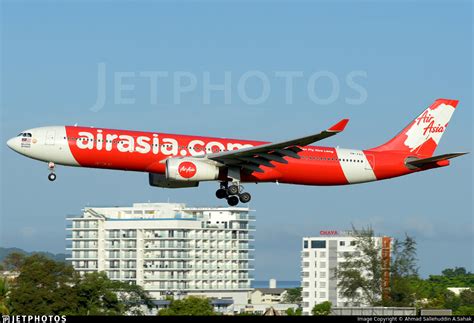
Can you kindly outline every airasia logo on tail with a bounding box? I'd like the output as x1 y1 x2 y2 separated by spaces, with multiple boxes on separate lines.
415 110 445 136
404 103 455 152
178 161 197 178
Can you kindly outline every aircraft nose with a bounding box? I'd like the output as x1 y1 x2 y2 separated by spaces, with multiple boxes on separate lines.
7 137 18 151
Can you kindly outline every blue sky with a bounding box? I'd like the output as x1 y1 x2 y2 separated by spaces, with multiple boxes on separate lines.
1 0 472 280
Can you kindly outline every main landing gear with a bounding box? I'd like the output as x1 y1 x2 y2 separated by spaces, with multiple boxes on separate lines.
215 181 252 206
48 162 56 181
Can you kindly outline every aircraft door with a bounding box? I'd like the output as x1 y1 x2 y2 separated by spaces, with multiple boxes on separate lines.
365 153 375 171
45 131 56 145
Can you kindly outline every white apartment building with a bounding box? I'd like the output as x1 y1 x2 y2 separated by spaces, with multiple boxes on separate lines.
66 202 255 304
301 231 391 315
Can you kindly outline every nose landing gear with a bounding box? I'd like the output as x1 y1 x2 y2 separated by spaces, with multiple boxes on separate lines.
48 162 56 181
215 181 252 206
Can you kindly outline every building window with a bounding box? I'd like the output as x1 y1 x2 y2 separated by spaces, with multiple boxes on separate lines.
320 282 326 288
320 271 326 278
339 241 345 246
350 240 356 246
320 262 326 268
304 240 308 248
311 240 326 249
320 251 326 257
320 292 326 298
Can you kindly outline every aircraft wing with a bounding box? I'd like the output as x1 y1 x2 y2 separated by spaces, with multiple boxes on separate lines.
206 119 349 173
406 152 468 168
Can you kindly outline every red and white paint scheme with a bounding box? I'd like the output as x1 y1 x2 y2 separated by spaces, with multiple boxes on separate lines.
6 99 467 205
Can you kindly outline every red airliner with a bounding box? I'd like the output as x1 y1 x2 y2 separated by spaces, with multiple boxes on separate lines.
7 99 467 206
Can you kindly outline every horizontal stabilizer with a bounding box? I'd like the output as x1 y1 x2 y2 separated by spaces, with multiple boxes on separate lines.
406 152 468 168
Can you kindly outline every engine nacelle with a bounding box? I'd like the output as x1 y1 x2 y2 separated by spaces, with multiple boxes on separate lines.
149 173 199 188
166 158 219 181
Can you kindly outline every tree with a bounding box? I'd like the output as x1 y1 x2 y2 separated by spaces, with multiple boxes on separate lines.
282 287 302 304
3 252 26 271
158 296 215 316
454 289 474 315
74 273 125 315
385 234 419 306
312 301 331 316
336 226 384 306
442 267 469 278
285 307 302 316
0 277 9 315
8 254 78 315
74 272 152 315
8 254 152 315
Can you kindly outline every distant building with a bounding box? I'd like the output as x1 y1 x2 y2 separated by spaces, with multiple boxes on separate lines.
66 202 255 305
234 303 299 315
301 231 391 315
249 279 289 304
447 287 471 296
0 270 20 281
250 288 288 304
332 307 416 316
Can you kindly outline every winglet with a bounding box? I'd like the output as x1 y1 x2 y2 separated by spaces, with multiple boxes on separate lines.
327 119 349 132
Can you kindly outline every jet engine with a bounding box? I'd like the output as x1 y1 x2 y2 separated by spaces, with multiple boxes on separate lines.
149 173 199 188
166 158 220 181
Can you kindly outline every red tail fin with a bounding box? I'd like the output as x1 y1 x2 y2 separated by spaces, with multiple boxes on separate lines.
370 99 458 157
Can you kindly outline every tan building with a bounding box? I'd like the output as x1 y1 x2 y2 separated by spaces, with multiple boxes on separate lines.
250 288 288 304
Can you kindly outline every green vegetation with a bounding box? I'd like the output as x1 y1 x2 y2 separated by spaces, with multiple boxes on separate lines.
335 227 474 314
0 244 472 316
285 307 302 315
158 296 215 316
408 270 474 315
312 301 331 315
336 226 385 306
384 234 418 307
0 277 9 315
282 287 302 304
2 253 152 315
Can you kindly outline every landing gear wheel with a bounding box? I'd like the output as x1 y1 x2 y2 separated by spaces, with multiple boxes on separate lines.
48 173 56 181
227 195 239 206
215 188 227 199
239 192 251 203
227 185 239 196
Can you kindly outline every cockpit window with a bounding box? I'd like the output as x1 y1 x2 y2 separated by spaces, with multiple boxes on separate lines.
18 133 32 137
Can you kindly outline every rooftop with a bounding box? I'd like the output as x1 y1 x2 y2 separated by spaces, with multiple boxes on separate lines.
67 202 252 221
254 288 287 294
